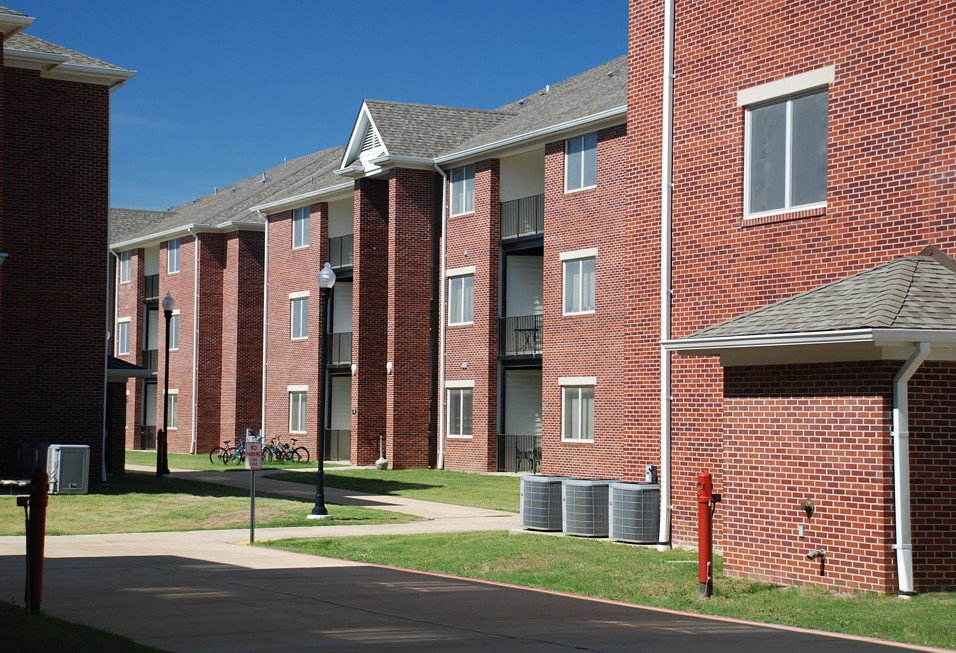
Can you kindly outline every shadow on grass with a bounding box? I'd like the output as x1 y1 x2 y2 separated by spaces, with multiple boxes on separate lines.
274 472 438 495
86 472 313 503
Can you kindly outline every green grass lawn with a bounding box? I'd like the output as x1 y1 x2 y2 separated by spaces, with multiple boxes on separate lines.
271 468 520 512
0 472 416 536
0 601 163 652
125 449 327 472
262 531 956 649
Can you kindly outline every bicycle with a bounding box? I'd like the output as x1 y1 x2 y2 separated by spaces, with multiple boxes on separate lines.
208 440 234 465
267 435 310 463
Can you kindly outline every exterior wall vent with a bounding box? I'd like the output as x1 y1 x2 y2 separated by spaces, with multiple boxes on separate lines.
562 478 614 537
520 475 567 531
609 482 660 544
361 124 381 153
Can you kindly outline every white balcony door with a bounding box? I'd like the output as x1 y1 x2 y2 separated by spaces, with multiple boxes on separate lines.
503 369 542 436
505 255 543 317
332 282 353 333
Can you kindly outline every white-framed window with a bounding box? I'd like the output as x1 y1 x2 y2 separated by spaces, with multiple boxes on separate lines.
447 381 474 438
166 390 179 430
290 291 310 340
560 377 595 442
450 164 475 216
289 387 307 433
168 310 180 351
167 238 181 274
116 318 131 356
118 251 131 284
744 88 828 217
292 206 310 248
561 249 596 315
447 269 474 325
565 132 597 192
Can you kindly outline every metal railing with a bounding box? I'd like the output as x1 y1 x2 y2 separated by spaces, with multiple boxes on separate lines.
325 429 350 461
330 332 352 365
329 234 354 270
497 434 541 473
144 274 159 301
501 194 544 240
499 314 543 356
140 425 156 450
143 349 158 372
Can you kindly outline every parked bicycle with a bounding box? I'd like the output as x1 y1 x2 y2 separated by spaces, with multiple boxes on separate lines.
263 435 310 463
208 440 233 465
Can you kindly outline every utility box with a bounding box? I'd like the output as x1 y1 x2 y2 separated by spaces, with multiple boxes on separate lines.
47 444 90 494
609 482 660 544
520 475 568 531
562 479 614 537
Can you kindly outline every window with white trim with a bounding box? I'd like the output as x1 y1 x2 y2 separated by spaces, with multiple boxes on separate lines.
166 390 179 430
169 311 180 351
450 164 475 215
562 256 595 315
565 132 597 192
447 387 473 437
289 391 307 433
745 88 828 217
116 318 131 356
290 295 308 340
118 251 131 284
292 206 310 248
562 385 594 441
448 274 474 325
167 238 181 274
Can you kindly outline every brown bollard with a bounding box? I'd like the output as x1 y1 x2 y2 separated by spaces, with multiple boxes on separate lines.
27 468 48 614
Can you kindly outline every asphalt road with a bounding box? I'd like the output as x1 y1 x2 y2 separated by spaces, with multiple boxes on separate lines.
0 553 934 653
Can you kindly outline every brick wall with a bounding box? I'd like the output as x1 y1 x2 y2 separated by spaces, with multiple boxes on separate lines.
0 65 110 479
539 125 639 480
107 381 127 475
195 233 225 453
265 205 325 456
352 178 389 465
386 168 437 468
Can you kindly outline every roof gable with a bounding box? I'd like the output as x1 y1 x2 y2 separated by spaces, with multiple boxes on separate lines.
341 102 388 172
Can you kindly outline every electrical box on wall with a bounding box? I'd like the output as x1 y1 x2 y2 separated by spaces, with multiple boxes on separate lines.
47 444 90 494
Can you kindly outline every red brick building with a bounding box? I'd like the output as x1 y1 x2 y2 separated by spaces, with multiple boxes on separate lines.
0 7 135 482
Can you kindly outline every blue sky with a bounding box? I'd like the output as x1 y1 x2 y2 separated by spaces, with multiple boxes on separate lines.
13 1 627 210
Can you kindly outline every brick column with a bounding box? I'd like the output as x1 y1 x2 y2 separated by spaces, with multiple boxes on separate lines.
473 160 500 470
386 168 437 468
351 178 389 465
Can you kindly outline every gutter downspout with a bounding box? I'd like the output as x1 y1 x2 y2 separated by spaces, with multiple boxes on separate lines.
658 0 676 547
189 229 200 454
260 213 269 437
892 341 930 596
433 163 448 469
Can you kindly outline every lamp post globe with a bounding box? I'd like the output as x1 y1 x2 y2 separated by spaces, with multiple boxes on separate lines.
158 292 175 477
309 262 335 519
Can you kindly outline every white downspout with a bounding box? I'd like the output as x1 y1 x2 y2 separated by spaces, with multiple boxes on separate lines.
260 213 269 436
892 341 929 596
658 0 676 547
189 229 200 454
433 164 448 469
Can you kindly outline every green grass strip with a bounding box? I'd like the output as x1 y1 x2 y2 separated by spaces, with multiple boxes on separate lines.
0 601 163 652
263 531 956 649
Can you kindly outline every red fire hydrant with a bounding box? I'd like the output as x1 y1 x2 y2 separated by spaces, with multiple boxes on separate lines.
697 471 721 597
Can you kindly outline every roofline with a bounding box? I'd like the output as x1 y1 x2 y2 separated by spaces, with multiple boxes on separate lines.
663 328 956 353
248 181 354 215
368 154 436 170
4 46 135 87
0 11 34 38
434 105 627 165
111 220 264 251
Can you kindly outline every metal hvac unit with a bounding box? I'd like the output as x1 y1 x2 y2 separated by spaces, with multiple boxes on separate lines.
47 444 90 494
520 475 568 531
609 482 661 544
562 479 613 537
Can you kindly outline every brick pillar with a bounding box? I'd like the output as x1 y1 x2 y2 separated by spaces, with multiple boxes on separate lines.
195 233 225 453
386 169 436 468
473 159 500 470
351 178 389 465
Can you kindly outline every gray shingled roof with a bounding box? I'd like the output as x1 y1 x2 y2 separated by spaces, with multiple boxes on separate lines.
109 208 171 244
256 146 346 205
112 147 344 247
364 101 514 159
0 6 28 17
6 32 128 72
687 247 956 340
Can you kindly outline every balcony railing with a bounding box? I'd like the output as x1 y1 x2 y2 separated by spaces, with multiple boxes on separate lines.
330 332 352 365
325 429 351 461
144 274 159 301
329 234 354 270
143 349 158 372
501 194 544 240
497 433 541 473
499 314 543 356
139 425 156 450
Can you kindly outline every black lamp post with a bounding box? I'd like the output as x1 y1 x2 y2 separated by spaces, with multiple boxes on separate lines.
309 262 336 519
157 291 174 477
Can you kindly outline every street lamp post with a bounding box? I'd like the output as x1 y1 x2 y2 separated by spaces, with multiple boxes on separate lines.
309 262 336 519
157 291 174 477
